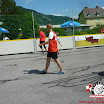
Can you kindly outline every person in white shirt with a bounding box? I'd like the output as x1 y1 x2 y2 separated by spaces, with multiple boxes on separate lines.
3 35 10 41
55 32 62 47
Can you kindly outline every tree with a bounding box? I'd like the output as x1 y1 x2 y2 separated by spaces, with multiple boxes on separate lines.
1 15 22 40
86 24 102 34
41 27 66 37
0 0 39 40
1 12 39 40
20 12 39 39
1 0 24 15
53 28 66 36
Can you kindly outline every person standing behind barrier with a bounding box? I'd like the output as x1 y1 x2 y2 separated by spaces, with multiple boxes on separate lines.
39 24 64 74
3 35 10 41
39 28 47 53
55 32 62 54
55 32 62 47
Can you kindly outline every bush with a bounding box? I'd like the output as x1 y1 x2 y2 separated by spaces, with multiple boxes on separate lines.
41 27 66 37
68 24 103 36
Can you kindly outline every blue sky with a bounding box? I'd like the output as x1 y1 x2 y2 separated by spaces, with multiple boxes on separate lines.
15 0 104 18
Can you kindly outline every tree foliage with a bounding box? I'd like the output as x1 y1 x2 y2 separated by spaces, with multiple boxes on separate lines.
40 27 66 37
0 0 39 40
20 12 39 39
53 28 66 36
69 24 103 35
86 24 102 34
18 6 72 25
1 0 23 15
78 13 86 24
1 12 39 40
1 15 21 40
0 0 71 40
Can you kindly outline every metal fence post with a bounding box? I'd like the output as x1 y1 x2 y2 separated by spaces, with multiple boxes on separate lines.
72 10 76 49
32 12 37 53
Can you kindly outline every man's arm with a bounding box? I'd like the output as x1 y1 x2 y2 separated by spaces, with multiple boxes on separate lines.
58 41 62 47
39 39 51 47
39 31 54 46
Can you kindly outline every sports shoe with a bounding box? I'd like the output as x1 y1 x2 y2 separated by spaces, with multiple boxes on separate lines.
58 71 64 74
40 70 47 74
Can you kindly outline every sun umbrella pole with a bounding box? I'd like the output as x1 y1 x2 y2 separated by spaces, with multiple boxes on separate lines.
0 32 1 35
72 10 75 49
32 12 37 53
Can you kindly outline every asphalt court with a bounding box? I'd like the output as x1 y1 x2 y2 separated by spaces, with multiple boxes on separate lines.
0 47 104 104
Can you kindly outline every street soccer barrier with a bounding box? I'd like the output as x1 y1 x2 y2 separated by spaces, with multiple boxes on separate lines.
0 33 104 55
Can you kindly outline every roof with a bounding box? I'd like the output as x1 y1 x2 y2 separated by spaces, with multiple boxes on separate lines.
65 24 92 28
39 25 61 28
80 24 92 27
82 7 104 18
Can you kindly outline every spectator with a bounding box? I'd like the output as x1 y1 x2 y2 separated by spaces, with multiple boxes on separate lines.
100 26 104 33
55 32 62 47
3 35 10 41
39 28 47 53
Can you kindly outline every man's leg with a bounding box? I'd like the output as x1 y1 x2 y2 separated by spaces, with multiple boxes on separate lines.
45 47 47 52
43 45 47 52
45 57 51 72
40 41 44 53
54 58 64 72
41 48 44 53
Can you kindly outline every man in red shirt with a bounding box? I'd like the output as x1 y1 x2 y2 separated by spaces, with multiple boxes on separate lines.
39 28 47 53
39 24 64 74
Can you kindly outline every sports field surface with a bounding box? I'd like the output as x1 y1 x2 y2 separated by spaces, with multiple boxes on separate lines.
0 47 104 104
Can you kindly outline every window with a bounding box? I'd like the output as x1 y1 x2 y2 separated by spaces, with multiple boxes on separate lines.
97 13 100 16
90 19 92 22
87 14 90 17
95 13 100 16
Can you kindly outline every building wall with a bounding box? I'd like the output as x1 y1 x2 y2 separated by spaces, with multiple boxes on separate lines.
86 18 104 29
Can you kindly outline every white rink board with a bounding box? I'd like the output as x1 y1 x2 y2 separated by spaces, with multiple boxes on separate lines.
0 36 73 55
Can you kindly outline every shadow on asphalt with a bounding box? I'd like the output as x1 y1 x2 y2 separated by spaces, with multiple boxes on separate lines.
98 71 104 76
0 71 104 85
28 70 40 74
24 70 57 74
92 71 104 76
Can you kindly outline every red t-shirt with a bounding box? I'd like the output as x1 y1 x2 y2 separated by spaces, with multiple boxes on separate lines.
39 31 45 41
